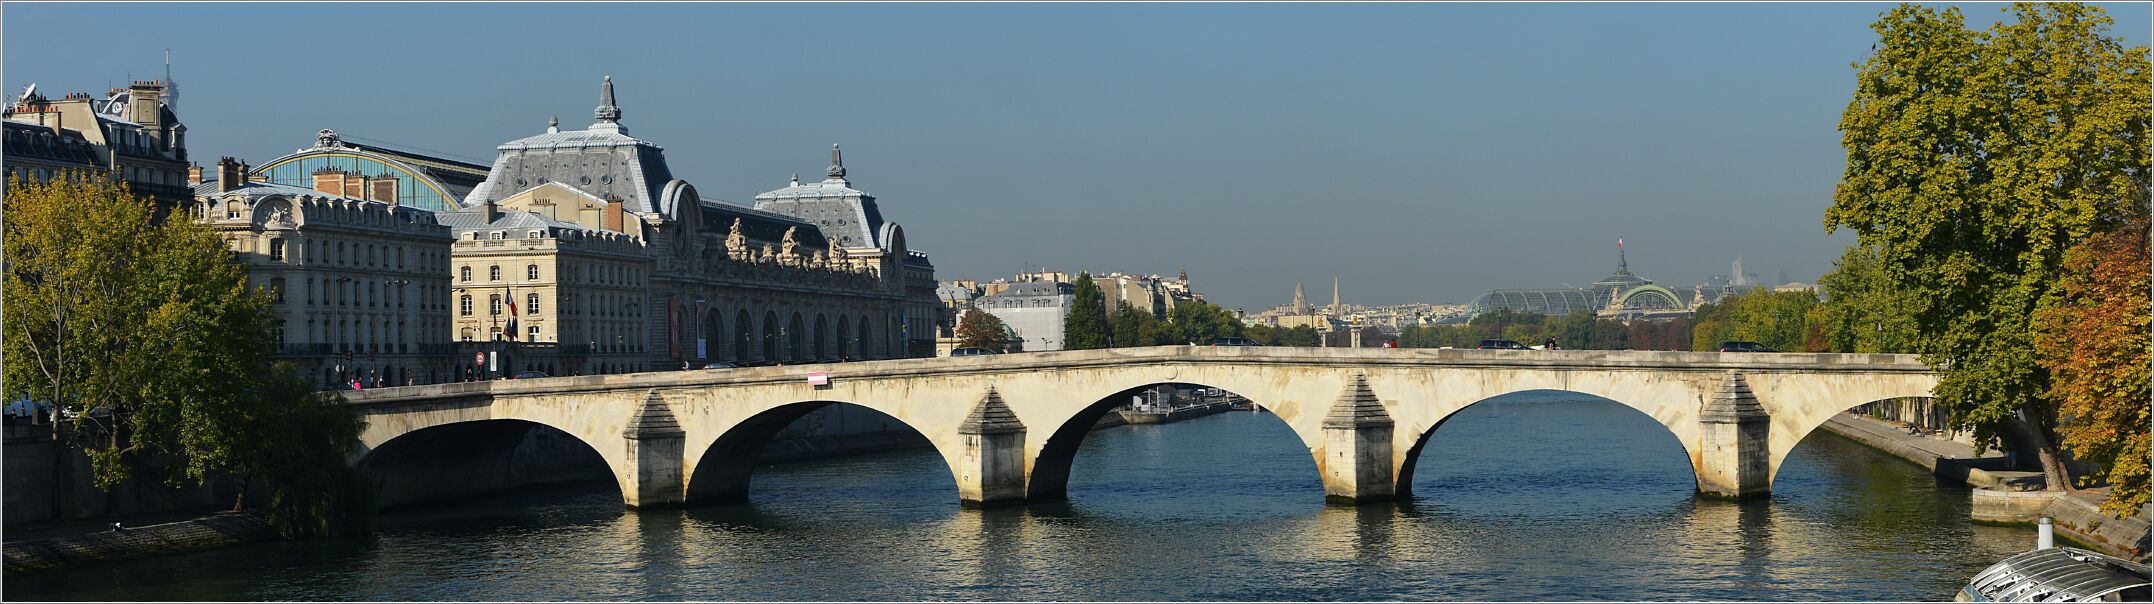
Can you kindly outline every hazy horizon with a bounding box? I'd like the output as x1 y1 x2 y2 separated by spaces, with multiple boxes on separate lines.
8 2 2147 310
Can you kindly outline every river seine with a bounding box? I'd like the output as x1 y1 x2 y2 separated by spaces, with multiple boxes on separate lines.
5 392 2030 601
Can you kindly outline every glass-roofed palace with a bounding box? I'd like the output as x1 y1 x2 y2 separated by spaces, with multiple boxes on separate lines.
1467 244 1758 321
251 129 490 212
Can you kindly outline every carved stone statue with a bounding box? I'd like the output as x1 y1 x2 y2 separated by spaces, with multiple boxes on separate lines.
779 226 800 261
759 244 775 264
265 206 294 228
811 251 827 269
828 238 849 268
725 218 747 260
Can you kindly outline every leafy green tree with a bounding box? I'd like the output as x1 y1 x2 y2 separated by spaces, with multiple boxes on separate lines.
1109 300 1154 347
955 310 1014 352
1162 300 1243 345
2035 200 2151 515
1816 244 1920 353
2 175 365 536
1690 289 1820 352
1064 273 1111 350
1826 3 2149 488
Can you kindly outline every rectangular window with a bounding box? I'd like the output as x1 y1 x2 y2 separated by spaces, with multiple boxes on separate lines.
529 325 541 341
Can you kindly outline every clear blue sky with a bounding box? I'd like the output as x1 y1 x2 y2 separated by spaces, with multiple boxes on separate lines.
8 3 2148 309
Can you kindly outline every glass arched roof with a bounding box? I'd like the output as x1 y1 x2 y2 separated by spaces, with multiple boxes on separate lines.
1468 289 1602 316
254 151 463 212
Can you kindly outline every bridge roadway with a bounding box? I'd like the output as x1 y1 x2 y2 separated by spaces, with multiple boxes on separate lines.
339 346 1938 508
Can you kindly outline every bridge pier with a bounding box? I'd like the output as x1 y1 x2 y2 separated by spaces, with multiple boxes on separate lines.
1322 375 1396 503
1695 372 1771 499
954 388 1029 507
621 390 687 509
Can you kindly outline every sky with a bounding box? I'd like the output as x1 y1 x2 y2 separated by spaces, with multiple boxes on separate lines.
7 3 2149 310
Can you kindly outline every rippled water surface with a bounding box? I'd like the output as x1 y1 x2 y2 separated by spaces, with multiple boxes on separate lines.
5 393 2030 601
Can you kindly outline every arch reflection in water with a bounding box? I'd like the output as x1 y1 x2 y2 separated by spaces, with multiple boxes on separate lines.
1035 382 1319 503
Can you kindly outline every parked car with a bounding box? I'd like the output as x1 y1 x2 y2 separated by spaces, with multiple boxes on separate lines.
1477 339 1531 350
950 347 999 357
1210 337 1261 347
701 362 739 370
1718 341 1779 353
512 370 550 379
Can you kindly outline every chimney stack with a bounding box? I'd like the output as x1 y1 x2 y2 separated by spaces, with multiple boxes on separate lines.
482 198 499 223
312 167 346 196
371 174 400 205
603 195 625 232
187 163 203 186
216 157 241 193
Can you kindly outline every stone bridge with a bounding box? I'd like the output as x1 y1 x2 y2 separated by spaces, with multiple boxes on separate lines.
338 346 1937 508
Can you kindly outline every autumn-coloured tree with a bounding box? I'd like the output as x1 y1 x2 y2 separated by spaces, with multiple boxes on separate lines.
1825 3 2149 489
2035 200 2151 516
955 310 1013 353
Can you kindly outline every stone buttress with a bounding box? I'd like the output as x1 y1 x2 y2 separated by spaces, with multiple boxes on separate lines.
1696 371 1771 498
1323 374 1396 502
621 389 687 508
955 387 1028 506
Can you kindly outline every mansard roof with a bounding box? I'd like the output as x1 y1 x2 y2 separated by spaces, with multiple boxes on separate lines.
700 201 831 250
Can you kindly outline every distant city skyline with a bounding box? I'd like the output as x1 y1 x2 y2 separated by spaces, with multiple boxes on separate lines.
8 3 2148 309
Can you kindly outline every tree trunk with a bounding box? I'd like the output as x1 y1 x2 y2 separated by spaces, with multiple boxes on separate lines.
231 475 250 512
2011 408 2075 492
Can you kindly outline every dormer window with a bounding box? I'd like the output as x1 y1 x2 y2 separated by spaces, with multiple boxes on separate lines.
492 231 505 240
529 230 544 239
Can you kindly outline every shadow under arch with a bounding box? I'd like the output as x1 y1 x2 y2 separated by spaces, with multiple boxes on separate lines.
1395 389 1696 499
1025 381 1318 503
685 401 944 505
354 419 621 509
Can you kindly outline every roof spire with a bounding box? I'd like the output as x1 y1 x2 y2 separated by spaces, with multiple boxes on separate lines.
592 75 623 132
1616 238 1630 275
827 144 846 179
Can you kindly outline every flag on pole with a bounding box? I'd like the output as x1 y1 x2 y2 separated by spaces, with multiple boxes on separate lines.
1618 238 1624 250
505 289 519 339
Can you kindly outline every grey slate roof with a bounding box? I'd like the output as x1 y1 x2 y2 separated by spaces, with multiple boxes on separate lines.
465 127 675 216
434 209 585 234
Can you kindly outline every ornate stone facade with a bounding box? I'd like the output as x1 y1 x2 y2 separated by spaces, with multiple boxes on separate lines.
193 157 456 387
439 77 940 376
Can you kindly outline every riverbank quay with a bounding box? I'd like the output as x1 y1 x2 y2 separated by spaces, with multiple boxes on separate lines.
3 512 275 574
1821 414 2149 561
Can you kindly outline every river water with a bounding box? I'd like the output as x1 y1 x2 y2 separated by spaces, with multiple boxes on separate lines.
5 392 2030 601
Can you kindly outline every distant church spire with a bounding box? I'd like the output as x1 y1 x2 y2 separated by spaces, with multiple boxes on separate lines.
1331 277 1341 316
593 75 624 133
827 144 847 179
161 49 177 112
1292 283 1308 314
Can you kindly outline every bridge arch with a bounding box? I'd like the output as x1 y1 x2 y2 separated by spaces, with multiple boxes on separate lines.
682 399 954 505
354 416 628 508
1394 389 1696 498
1753 372 1941 484
1378 368 1714 497
1025 375 1325 502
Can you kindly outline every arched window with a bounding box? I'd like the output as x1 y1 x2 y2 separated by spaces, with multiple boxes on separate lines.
527 264 540 280
460 295 472 316
489 265 501 281
528 293 541 314
460 266 471 282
